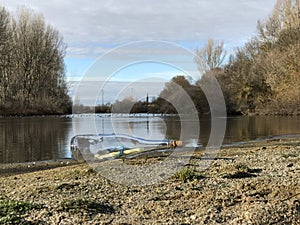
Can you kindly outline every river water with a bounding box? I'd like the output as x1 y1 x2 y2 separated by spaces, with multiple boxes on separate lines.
0 114 300 163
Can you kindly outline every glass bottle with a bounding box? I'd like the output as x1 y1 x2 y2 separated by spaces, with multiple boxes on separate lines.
70 133 199 161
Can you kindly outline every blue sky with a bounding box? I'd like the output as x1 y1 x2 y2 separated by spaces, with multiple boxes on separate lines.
0 0 278 103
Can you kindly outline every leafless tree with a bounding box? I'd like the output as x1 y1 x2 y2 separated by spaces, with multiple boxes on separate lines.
194 38 227 73
257 0 300 44
0 7 70 115
0 7 13 107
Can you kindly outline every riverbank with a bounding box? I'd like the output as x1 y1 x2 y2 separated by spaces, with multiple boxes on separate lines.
0 159 78 177
0 138 299 224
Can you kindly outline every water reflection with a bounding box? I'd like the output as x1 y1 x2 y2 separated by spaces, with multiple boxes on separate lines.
0 117 72 163
0 115 300 164
225 116 300 143
163 115 300 146
72 115 169 142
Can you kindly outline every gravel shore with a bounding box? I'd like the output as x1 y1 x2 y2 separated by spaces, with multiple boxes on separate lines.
0 138 299 224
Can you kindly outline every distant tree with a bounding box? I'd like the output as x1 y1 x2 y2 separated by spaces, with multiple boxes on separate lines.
194 38 227 73
13 8 69 114
194 39 228 114
257 0 300 45
220 0 300 115
158 75 205 114
0 7 13 109
112 96 135 113
158 76 188 114
222 44 271 114
95 104 111 113
0 7 71 115
131 101 148 113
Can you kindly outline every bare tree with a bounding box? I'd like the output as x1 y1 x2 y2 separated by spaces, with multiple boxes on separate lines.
257 0 300 43
194 38 227 73
0 6 70 115
223 0 300 115
0 6 13 108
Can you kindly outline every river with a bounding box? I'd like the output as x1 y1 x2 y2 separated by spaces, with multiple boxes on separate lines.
0 114 300 163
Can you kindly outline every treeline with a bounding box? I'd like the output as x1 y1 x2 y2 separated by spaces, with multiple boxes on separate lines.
0 7 71 116
76 0 300 116
157 0 300 115
212 0 300 115
107 0 300 116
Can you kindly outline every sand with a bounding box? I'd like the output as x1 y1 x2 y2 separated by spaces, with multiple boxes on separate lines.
0 138 299 224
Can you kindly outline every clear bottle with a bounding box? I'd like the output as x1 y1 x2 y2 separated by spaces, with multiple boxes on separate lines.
70 133 199 162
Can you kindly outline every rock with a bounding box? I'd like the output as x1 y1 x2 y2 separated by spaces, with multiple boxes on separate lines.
0 139 299 224
190 214 196 220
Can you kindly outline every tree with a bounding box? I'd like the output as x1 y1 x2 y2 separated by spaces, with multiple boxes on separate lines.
112 96 135 113
0 6 13 109
194 39 228 114
158 75 205 114
221 0 300 115
194 38 227 73
0 7 71 115
257 0 300 44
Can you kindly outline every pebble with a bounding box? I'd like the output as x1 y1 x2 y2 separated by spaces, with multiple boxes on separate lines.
0 141 299 224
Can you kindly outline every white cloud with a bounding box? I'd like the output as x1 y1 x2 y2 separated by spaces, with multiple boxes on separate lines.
0 0 277 58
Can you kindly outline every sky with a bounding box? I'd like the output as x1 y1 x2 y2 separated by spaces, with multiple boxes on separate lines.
0 0 278 104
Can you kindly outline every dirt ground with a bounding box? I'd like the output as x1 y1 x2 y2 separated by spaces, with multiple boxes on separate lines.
0 138 299 224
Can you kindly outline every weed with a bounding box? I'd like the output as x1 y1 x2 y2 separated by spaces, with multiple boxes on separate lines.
172 167 205 182
281 153 298 158
0 196 41 224
235 164 250 172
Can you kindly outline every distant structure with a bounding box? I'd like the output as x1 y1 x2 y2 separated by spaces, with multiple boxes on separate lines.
101 89 104 106
146 93 149 113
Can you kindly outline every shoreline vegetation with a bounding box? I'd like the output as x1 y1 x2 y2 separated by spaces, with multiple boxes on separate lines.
0 6 72 117
0 138 299 224
73 0 300 116
0 1 299 224
1 0 300 117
